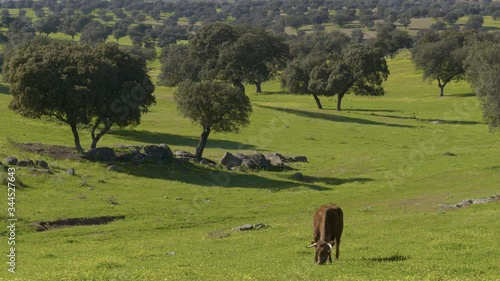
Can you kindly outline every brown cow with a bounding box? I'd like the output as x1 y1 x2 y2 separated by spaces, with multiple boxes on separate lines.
306 204 344 264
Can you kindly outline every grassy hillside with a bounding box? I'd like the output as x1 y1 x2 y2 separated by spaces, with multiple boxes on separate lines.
0 49 499 281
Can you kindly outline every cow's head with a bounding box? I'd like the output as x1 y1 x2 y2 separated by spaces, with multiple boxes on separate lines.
307 240 333 264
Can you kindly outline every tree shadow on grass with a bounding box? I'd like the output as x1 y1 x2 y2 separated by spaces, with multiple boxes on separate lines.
365 113 482 125
344 108 402 113
115 161 330 191
482 26 500 32
258 105 414 128
258 91 288 96
285 175 373 191
451 92 475 98
0 84 9 95
365 255 410 262
284 175 373 186
110 130 257 150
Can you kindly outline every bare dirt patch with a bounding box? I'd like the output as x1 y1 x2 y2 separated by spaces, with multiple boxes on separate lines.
33 215 125 231
14 142 80 160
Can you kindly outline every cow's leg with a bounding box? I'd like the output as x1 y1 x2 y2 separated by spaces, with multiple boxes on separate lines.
335 238 341 260
328 253 332 263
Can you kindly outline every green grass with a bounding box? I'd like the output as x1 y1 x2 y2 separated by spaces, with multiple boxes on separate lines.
0 48 498 280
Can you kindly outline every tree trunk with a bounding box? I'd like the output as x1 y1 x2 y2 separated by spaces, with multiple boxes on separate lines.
337 93 345 111
312 93 323 109
438 79 445 97
195 127 211 161
70 123 84 154
90 119 112 149
233 80 245 95
255 82 262 93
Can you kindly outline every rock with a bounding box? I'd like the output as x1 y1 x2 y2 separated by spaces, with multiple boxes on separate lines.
232 153 248 160
66 168 75 176
292 172 303 180
253 223 268 229
246 153 270 169
131 152 148 164
241 158 258 170
117 144 142 151
443 152 457 157
118 151 144 163
456 199 473 208
5 157 18 165
175 197 183 200
283 155 296 162
176 156 196 162
232 224 254 231
17 160 34 167
42 169 53 175
294 156 308 162
83 147 117 162
232 223 268 232
108 165 119 171
267 154 284 167
220 152 242 169
472 195 499 204
36 160 49 169
200 159 216 167
431 120 444 124
439 195 500 209
143 144 174 164
174 150 196 158
201 158 217 165
266 152 284 160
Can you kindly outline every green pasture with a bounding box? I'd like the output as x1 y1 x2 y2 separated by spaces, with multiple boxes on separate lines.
0 46 499 280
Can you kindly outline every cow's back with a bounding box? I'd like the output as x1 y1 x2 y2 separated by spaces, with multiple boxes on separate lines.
313 204 343 242
325 205 343 241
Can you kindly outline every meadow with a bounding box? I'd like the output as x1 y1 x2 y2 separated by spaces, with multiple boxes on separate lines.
0 43 499 280
0 7 499 279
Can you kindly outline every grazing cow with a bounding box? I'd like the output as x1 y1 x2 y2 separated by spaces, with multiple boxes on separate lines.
306 204 344 264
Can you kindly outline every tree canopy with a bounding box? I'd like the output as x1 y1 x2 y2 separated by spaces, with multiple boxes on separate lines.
159 23 289 94
7 37 155 153
308 44 389 111
466 41 500 130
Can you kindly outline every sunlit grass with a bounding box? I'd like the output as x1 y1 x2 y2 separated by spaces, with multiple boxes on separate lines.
0 7 499 280
0 48 499 280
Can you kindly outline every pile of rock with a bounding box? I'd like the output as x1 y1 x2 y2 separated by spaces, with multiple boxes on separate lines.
83 144 175 165
220 152 307 170
231 223 268 232
439 195 500 209
3 156 53 174
172 150 217 167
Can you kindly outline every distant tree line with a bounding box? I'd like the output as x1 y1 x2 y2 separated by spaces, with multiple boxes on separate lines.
3 0 500 156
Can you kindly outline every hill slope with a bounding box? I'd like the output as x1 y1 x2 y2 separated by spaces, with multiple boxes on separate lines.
0 52 499 280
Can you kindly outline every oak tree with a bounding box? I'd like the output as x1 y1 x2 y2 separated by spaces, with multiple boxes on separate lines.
7 38 155 153
174 81 252 160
